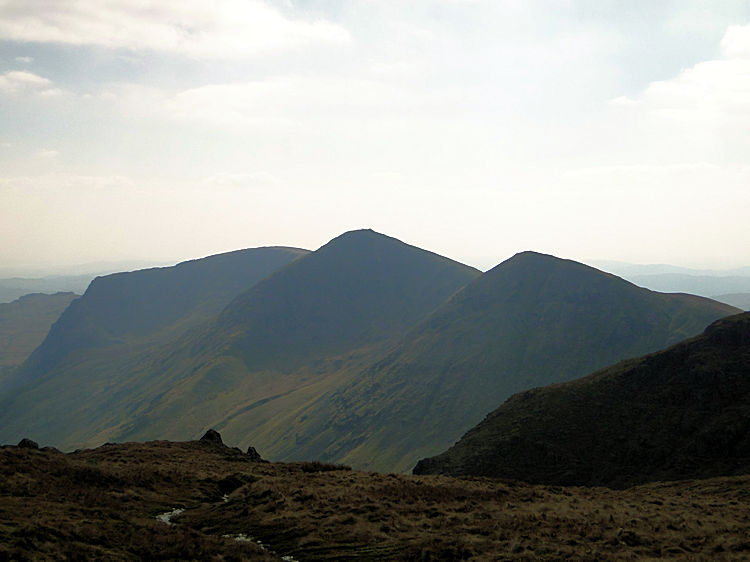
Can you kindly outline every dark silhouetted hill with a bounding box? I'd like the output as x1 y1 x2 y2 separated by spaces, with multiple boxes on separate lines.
414 311 750 488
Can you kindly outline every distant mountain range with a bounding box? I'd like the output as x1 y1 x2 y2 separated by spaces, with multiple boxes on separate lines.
713 293 750 311
0 276 93 304
0 231 741 475
414 311 750 487
590 260 750 304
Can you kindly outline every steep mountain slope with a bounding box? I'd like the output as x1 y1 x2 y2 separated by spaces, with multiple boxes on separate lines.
0 292 77 384
0 230 479 450
19 246 308 378
414 312 750 488
276 252 740 472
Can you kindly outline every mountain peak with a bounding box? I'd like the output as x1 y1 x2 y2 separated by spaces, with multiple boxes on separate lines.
213 230 480 372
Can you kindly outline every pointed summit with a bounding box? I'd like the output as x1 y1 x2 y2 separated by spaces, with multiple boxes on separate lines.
217 229 480 372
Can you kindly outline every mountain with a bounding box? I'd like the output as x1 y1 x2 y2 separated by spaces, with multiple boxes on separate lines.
16 246 308 380
0 292 77 384
277 252 740 472
414 312 750 488
0 230 479 450
0 246 307 438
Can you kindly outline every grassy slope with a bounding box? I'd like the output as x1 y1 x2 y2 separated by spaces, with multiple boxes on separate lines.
415 312 750 487
3 437 750 560
281 252 740 473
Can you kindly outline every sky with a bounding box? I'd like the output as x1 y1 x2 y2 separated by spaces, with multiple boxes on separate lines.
1 0 749 273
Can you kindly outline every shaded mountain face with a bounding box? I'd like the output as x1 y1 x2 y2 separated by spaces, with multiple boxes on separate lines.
17 246 308 378
214 229 482 372
282 252 740 472
0 292 77 384
0 230 480 450
414 312 750 488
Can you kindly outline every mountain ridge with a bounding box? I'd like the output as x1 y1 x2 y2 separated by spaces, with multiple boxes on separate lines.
0 230 480 453
274 250 740 472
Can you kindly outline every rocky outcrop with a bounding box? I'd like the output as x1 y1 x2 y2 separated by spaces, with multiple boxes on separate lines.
199 429 265 462
17 438 39 449
200 429 224 445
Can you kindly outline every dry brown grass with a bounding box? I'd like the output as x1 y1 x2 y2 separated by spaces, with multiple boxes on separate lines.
2 439 750 560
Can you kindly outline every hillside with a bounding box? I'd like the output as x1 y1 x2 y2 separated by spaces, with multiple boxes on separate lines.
414 312 750 488
0 230 479 451
3 434 750 560
0 292 77 384
277 252 740 472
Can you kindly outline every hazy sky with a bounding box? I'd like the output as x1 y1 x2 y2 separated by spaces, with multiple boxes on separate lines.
1 1 749 272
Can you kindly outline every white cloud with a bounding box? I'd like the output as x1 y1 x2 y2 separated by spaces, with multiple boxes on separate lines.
164 75 468 128
0 0 350 59
35 149 60 159
720 23 750 58
606 23 750 165
199 172 282 190
0 70 52 94
14 55 33 64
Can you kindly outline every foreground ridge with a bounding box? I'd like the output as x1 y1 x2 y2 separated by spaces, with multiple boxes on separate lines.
2 437 750 559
